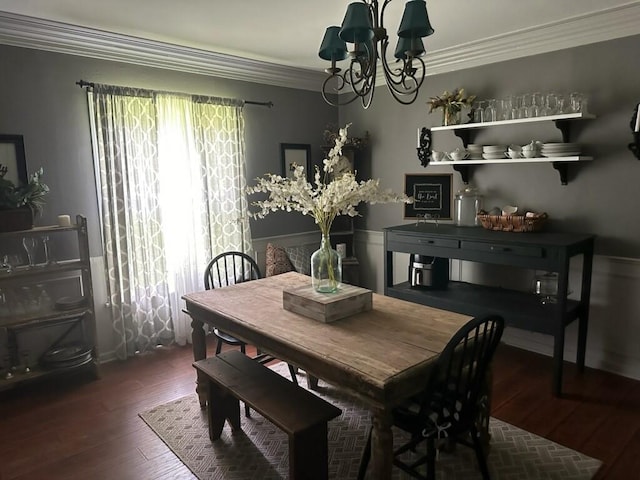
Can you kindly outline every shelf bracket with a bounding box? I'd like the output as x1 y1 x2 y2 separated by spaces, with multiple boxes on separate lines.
453 164 472 184
416 127 432 167
453 129 472 147
554 119 572 143
552 162 569 185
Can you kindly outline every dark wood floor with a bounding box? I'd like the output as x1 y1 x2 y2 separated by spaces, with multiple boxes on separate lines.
1 338 638 479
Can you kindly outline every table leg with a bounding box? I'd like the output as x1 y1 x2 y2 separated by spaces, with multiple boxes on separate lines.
576 249 594 373
191 316 208 408
552 321 566 398
370 410 393 480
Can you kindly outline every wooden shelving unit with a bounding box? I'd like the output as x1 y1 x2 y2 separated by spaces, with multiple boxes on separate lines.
0 215 98 391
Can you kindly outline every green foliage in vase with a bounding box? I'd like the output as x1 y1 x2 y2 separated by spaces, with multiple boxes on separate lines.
427 88 476 114
0 164 49 215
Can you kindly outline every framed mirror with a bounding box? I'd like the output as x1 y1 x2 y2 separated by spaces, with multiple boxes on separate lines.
0 134 27 186
280 143 311 180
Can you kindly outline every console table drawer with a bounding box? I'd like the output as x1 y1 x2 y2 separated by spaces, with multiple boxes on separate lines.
461 241 544 258
387 232 459 250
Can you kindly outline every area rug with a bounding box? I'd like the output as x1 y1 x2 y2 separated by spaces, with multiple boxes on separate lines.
140 365 602 480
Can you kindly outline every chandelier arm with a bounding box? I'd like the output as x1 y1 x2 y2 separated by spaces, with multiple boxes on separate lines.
321 73 366 107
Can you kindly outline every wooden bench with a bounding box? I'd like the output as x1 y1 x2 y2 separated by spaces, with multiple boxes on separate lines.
193 350 342 480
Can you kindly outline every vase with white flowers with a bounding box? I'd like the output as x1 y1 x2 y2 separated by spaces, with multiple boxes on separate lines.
247 124 412 293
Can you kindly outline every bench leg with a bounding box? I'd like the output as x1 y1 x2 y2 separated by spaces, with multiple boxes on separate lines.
306 374 319 391
289 423 328 480
207 381 241 441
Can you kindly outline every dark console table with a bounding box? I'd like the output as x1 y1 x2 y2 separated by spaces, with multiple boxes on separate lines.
384 223 595 397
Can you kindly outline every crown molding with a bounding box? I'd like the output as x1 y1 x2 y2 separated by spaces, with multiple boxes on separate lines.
0 11 324 91
1 4 639 93
421 2 640 78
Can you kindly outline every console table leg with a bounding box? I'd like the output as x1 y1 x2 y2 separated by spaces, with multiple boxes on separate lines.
552 326 566 397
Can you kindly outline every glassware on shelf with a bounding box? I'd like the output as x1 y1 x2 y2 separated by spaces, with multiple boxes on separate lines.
22 237 38 269
483 99 497 122
20 349 31 374
529 92 544 117
500 95 514 121
20 286 40 314
41 235 57 267
570 92 589 114
518 93 531 118
36 284 53 311
472 100 485 123
534 271 558 305
2 254 22 274
2 354 13 379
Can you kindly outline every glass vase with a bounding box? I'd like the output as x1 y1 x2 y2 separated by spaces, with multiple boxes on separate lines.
442 106 461 126
311 234 342 293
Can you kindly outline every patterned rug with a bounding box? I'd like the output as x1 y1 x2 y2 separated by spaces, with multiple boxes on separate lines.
140 365 602 480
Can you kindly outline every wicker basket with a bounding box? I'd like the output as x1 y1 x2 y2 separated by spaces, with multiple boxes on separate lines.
477 213 548 232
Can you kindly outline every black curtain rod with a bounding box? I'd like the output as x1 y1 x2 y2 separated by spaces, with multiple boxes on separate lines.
75 80 274 108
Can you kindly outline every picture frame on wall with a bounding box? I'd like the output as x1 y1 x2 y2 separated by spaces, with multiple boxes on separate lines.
0 134 27 186
280 143 311 180
404 173 453 220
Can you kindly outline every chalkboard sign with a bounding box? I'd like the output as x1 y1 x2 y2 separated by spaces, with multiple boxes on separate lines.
404 174 452 219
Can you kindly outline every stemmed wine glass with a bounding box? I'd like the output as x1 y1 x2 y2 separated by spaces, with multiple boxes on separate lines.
41 235 57 266
22 237 38 269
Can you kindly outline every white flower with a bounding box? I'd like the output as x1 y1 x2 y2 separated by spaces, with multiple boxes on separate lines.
246 124 413 236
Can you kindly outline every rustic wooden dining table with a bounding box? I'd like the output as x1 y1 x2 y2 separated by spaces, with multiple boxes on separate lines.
183 271 472 480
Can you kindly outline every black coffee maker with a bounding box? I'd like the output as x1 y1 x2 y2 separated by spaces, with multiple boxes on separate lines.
408 255 449 289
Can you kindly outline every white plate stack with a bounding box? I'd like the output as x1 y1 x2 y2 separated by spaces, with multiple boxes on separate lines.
482 145 507 160
467 144 483 159
541 143 581 157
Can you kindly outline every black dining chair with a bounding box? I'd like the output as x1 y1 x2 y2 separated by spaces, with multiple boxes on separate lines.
204 251 298 415
357 314 505 480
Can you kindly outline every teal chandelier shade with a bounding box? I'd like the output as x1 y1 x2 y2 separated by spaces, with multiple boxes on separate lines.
338 2 374 43
398 0 434 38
318 0 434 108
319 26 348 61
394 36 425 60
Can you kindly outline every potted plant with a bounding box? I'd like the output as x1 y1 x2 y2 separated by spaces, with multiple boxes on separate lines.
428 88 476 126
0 164 49 232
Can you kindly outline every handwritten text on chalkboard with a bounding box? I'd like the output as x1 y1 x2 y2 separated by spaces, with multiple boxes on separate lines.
413 183 443 211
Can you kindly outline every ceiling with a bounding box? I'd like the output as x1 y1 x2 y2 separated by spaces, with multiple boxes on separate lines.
0 1 639 89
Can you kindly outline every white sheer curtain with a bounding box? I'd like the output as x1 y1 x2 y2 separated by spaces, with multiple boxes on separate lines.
88 86 252 359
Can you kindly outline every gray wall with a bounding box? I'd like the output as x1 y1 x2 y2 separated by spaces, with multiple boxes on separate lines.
342 34 640 258
0 44 336 253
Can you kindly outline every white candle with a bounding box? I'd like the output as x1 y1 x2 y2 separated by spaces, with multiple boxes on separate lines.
635 103 640 133
58 214 71 227
417 128 421 148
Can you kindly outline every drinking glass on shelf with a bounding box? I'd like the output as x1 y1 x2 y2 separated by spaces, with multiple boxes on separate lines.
544 93 558 116
570 92 588 113
41 235 57 266
472 100 485 123
518 93 531 118
22 237 38 269
555 93 567 114
20 349 31 374
530 92 544 117
500 95 514 120
2 253 22 273
484 99 497 122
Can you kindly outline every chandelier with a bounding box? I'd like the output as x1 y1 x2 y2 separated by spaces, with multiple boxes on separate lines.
318 0 434 109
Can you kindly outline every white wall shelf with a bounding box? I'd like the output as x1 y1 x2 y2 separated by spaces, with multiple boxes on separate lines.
428 112 596 185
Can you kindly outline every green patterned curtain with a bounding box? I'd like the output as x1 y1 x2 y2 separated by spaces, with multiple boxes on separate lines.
88 86 251 359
